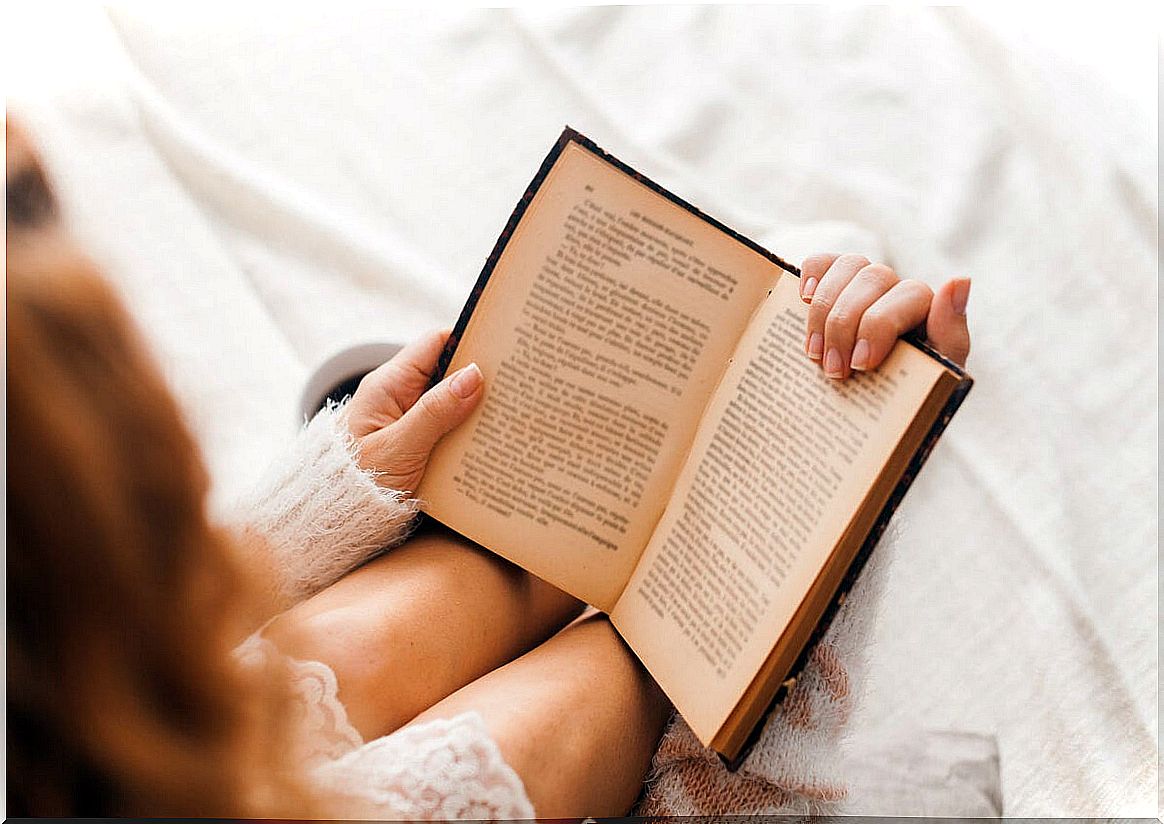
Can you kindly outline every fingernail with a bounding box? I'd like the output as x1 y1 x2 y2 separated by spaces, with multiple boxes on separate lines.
450 362 482 398
952 278 971 316
807 332 823 360
801 277 818 303
850 339 870 371
824 347 843 377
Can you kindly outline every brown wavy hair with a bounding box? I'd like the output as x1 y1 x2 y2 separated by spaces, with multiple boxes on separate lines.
6 121 309 816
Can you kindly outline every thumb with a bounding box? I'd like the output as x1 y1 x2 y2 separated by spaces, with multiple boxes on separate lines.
926 278 971 366
391 362 484 454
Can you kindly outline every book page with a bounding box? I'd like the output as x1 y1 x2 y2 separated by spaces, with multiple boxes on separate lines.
418 141 782 610
611 275 945 742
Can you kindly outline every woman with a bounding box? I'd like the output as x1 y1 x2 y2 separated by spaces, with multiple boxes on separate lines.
7 120 970 817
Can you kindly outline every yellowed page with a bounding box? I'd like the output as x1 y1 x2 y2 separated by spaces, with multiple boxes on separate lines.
611 275 944 742
418 141 782 610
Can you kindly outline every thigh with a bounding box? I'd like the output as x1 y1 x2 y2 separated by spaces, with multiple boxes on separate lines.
262 520 584 740
407 614 673 817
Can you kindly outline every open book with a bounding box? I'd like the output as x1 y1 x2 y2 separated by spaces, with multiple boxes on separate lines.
417 128 972 766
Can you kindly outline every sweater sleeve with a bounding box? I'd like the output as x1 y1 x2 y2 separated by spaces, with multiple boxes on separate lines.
227 401 421 608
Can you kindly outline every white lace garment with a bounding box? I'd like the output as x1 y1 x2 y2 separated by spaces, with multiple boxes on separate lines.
229 403 534 819
234 634 534 819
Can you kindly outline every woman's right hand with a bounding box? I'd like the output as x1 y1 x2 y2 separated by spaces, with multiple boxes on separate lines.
798 253 971 379
344 329 484 494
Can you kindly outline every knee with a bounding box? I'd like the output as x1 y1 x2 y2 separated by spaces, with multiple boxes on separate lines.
261 603 413 738
262 603 354 671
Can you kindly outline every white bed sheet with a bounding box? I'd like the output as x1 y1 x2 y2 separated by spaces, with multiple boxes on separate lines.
8 4 1157 814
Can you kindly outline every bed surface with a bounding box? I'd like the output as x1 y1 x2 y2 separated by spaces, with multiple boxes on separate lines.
10 5 1158 814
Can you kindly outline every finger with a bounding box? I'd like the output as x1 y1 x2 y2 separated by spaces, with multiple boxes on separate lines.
805 254 869 362
822 263 899 380
850 279 934 373
388 361 484 459
380 327 452 402
799 253 841 303
924 278 971 366
348 329 452 434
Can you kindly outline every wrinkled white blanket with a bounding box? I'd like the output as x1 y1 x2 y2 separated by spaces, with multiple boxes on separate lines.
9 5 1157 815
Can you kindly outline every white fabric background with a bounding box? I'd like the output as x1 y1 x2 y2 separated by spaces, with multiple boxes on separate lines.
8 4 1158 815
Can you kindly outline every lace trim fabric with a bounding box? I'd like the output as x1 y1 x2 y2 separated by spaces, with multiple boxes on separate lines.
235 633 364 766
235 634 535 819
312 712 536 820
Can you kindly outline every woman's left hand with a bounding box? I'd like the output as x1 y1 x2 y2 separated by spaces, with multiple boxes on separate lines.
799 253 971 380
344 329 484 493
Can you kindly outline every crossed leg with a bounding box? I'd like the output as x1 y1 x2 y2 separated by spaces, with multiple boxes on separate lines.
262 520 672 815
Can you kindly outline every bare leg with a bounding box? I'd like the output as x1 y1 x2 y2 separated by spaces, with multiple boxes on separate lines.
407 614 674 817
262 520 584 739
